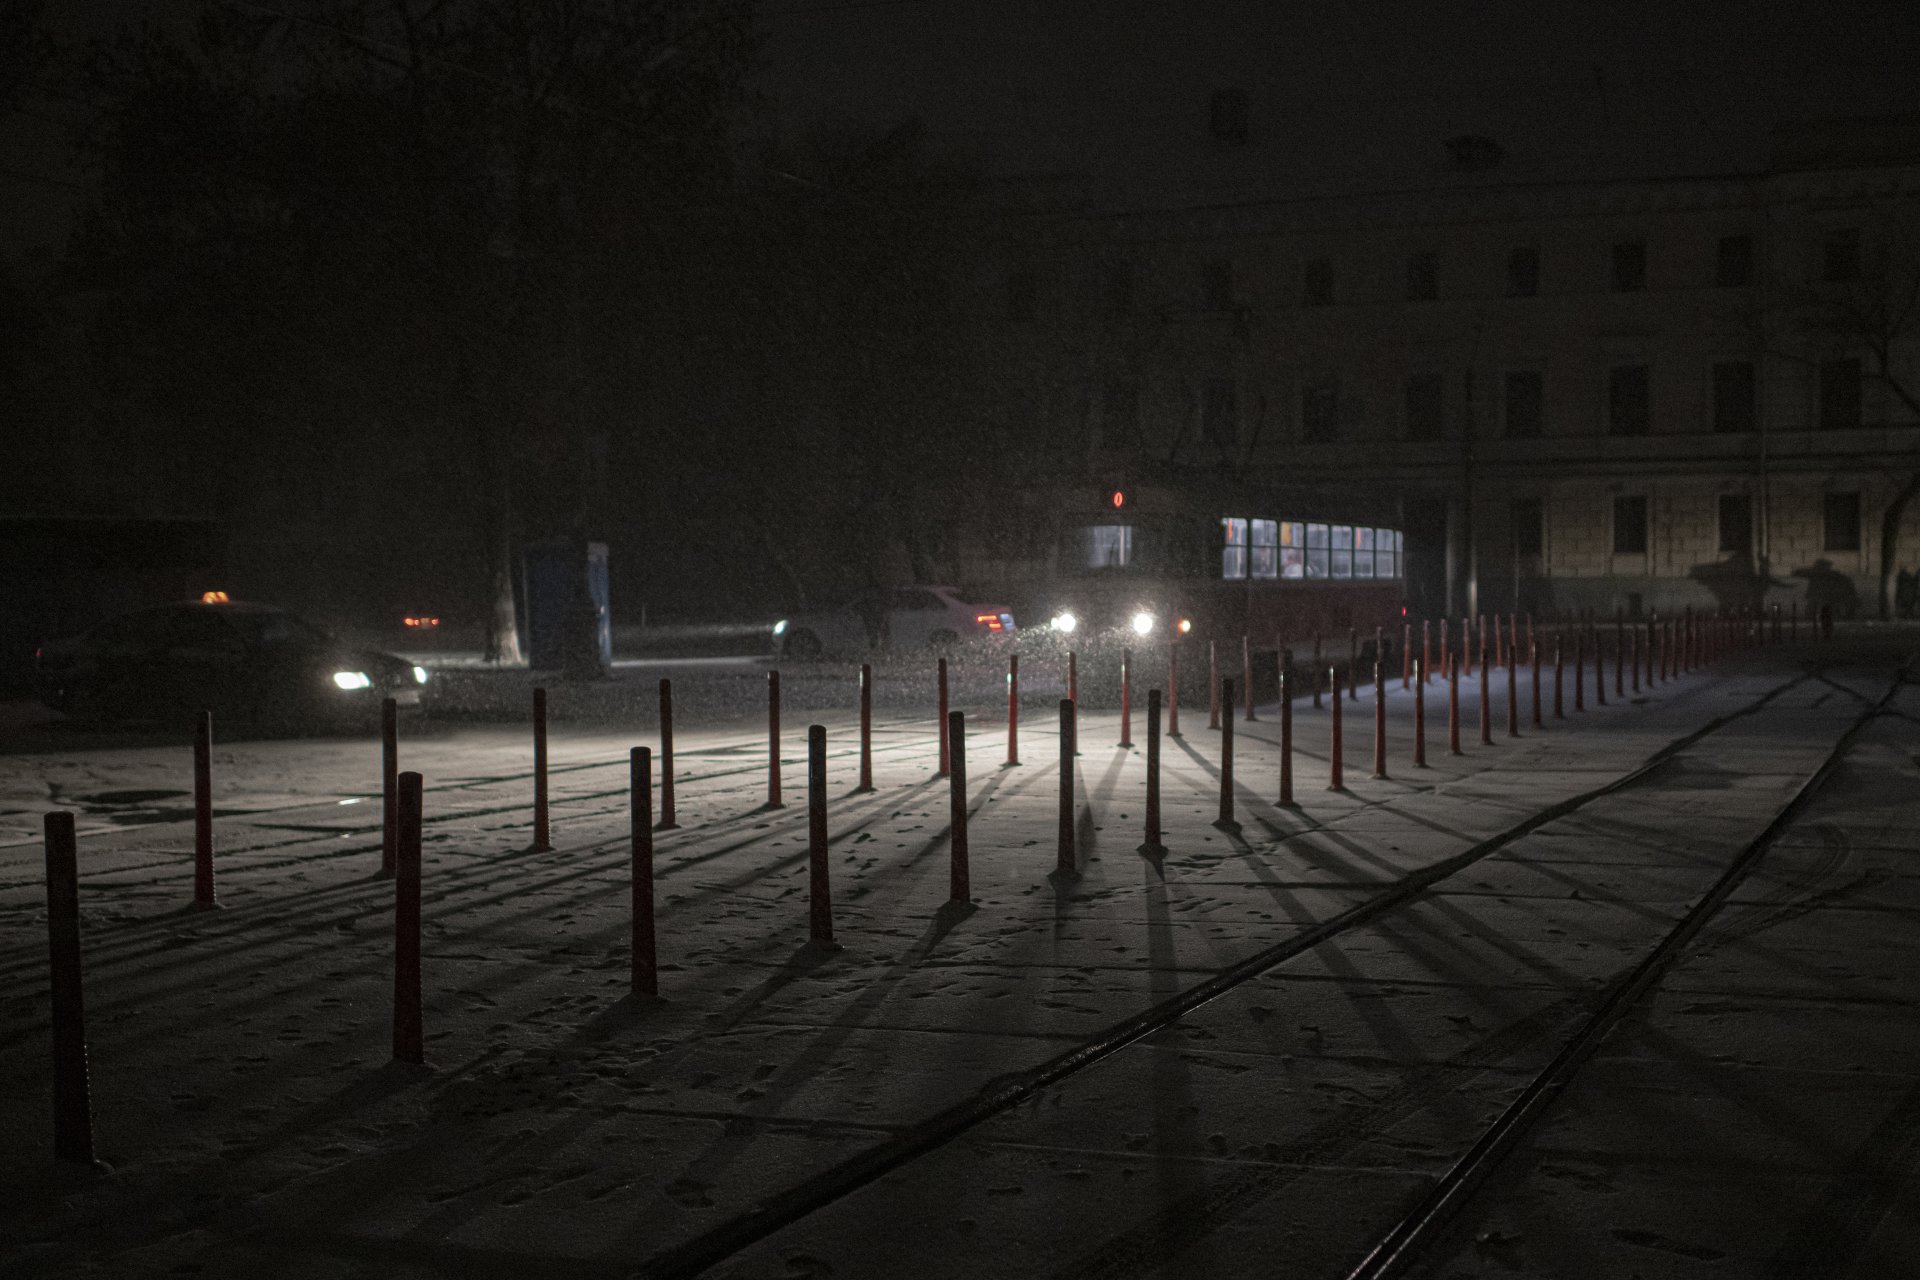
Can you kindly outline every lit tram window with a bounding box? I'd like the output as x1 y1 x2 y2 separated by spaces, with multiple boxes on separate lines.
1331 525 1353 578
1221 517 1248 579
1354 526 1376 579
1251 519 1278 579
1306 523 1330 578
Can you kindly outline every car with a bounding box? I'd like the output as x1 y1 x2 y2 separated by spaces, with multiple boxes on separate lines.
35 598 430 728
778 585 1016 658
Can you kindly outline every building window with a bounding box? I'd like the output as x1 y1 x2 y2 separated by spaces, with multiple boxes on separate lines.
1406 250 1438 301
1202 378 1237 444
1209 88 1248 143
1099 379 1140 448
1511 498 1544 558
1718 493 1752 555
1612 240 1646 291
1101 261 1133 317
1202 258 1234 312
1302 379 1339 442
1713 361 1756 433
1507 245 1540 297
1330 524 1354 578
1220 517 1249 579
1613 495 1648 554
1405 372 1444 441
1819 358 1862 429
1716 234 1753 287
1006 269 1037 322
1303 257 1333 306
1086 525 1133 569
1608 364 1650 436
1304 521 1329 578
1250 518 1278 579
1504 370 1543 438
1823 228 1861 283
1824 492 1862 551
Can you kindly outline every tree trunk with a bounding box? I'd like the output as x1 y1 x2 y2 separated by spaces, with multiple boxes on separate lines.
1878 470 1920 621
486 497 525 665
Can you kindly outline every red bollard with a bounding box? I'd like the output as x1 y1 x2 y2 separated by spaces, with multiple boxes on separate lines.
1312 633 1325 708
857 664 874 793
767 672 784 809
631 747 656 998
1438 618 1450 683
1348 629 1360 701
1279 658 1295 804
1372 658 1388 779
1243 635 1256 721
948 710 969 902
1167 643 1182 738
658 678 678 829
1464 617 1475 678
937 657 950 777
1494 611 1505 669
1448 653 1463 754
393 770 424 1065
1507 644 1520 738
1217 678 1238 825
1615 612 1627 698
1413 656 1427 767
1007 653 1020 766
1329 669 1345 789
193 710 215 907
381 697 398 877
43 812 96 1164
1144 689 1165 853
1530 638 1542 728
1209 639 1222 727
1402 622 1412 689
1479 638 1493 745
1770 602 1781 644
1058 699 1077 874
1120 647 1133 747
1068 649 1078 708
1666 618 1677 681
1594 623 1608 706
807 725 834 948
1631 624 1642 694
1422 619 1433 686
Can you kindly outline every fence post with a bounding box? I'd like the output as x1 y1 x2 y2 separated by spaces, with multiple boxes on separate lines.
1144 689 1164 854
1216 678 1237 825
1007 653 1020 766
381 697 398 877
193 711 215 907
532 688 551 851
393 770 424 1065
808 725 834 948
658 678 678 829
1167 643 1182 738
44 812 96 1164
1329 668 1345 788
948 711 968 902
631 747 656 998
857 664 874 793
1242 636 1256 721
1120 647 1133 747
1279 658 1295 804
937 658 950 778
767 672 783 809
1372 657 1388 779
1058 699 1077 875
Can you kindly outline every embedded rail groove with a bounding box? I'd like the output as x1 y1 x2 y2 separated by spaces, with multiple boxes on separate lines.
636 665 1821 1279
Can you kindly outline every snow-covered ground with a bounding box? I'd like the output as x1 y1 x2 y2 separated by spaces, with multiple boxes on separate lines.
2 637 1915 1278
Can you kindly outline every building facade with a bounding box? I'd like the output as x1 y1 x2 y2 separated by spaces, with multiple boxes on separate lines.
987 117 1920 623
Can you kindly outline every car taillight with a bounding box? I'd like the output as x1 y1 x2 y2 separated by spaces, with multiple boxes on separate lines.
975 613 1004 632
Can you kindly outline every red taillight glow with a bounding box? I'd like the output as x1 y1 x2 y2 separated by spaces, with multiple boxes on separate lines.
975 613 1004 632
201 590 230 604
404 616 441 628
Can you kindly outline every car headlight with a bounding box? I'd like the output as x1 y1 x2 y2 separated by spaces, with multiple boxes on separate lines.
1177 617 1193 634
1049 610 1077 634
332 670 372 691
773 619 788 636
1131 611 1155 636
412 665 429 685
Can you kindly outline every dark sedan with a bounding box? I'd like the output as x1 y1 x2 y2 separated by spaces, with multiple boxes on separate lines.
36 600 429 728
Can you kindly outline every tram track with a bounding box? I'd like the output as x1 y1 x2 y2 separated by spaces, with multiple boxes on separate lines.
633 663 1828 1278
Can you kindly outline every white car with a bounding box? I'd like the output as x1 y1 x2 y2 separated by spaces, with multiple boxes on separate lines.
778 585 1016 658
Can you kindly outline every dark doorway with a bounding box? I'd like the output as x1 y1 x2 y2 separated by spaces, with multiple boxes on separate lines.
1403 497 1449 618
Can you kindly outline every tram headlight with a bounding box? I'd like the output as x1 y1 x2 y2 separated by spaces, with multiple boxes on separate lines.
1049 610 1077 635
1131 611 1156 637
1177 617 1193 634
